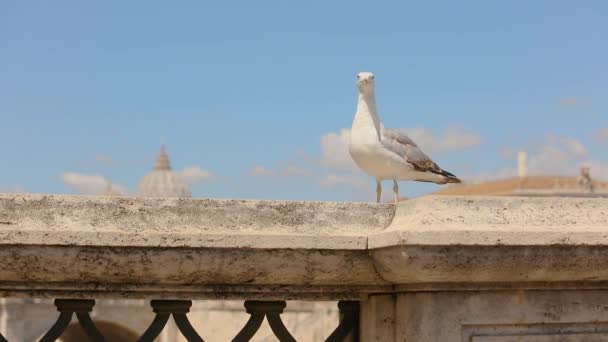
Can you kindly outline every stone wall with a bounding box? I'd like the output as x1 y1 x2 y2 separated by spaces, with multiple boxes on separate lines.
1 194 607 341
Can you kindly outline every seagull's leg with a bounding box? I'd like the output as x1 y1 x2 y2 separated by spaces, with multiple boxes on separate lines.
376 178 382 203
393 179 399 204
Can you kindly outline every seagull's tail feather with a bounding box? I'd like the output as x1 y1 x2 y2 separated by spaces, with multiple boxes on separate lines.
440 169 462 184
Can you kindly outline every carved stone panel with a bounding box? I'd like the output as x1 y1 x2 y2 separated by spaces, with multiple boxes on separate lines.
464 323 608 342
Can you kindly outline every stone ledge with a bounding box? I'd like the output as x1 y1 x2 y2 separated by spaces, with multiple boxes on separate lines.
1 193 607 299
371 245 608 284
0 194 394 237
0 245 387 286
370 195 608 248
0 230 369 249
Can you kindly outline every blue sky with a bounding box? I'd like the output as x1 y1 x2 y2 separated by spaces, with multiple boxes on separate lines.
1 0 607 201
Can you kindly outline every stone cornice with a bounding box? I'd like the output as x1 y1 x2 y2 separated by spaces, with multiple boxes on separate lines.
1 194 607 299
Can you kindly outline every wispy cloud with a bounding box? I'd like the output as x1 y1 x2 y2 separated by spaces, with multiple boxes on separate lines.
94 154 114 165
61 172 129 195
250 166 276 177
180 166 213 184
320 128 357 171
527 136 587 174
318 129 368 193
319 173 368 190
0 185 27 194
468 167 518 184
250 164 310 178
400 125 481 154
282 165 310 177
500 147 516 160
559 96 578 107
595 127 608 144
468 135 608 182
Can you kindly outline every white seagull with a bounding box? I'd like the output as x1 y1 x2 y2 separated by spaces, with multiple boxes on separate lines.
348 71 461 203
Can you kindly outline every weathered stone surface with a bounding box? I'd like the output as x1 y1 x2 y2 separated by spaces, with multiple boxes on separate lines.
3 193 608 340
361 291 608 341
0 245 386 285
0 194 394 298
370 195 608 284
396 290 608 341
370 195 608 248
360 294 396 342
0 194 394 250
1 193 608 299
371 245 608 283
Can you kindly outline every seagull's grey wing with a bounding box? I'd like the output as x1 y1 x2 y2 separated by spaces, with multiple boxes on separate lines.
381 128 452 176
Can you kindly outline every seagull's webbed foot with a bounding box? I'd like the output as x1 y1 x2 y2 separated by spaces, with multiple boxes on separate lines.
393 179 399 205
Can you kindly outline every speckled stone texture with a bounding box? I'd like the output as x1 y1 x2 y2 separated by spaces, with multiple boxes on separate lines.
3 193 608 341
1 194 607 300
0 194 395 299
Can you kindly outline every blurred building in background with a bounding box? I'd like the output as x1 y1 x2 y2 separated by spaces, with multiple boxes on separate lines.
137 145 192 198
0 145 337 342
433 151 608 198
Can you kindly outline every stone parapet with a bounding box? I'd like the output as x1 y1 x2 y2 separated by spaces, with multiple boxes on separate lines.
1 194 607 300
371 196 608 284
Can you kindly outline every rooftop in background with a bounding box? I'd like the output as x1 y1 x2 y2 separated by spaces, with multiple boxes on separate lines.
432 151 608 198
433 168 608 198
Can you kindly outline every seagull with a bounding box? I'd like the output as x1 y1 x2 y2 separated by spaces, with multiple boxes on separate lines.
348 71 461 204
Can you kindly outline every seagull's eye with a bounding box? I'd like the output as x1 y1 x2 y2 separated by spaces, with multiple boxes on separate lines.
371 75 375 80
357 75 360 80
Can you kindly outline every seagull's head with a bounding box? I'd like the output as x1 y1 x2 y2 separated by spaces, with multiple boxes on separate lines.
357 72 375 94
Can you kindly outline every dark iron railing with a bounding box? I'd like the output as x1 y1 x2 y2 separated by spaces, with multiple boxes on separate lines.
0 299 359 342
39 300 106 342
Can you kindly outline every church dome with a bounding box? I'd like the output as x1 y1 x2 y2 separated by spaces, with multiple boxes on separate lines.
137 145 191 198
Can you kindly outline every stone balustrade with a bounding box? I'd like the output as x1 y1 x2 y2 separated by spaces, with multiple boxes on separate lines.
1 194 607 341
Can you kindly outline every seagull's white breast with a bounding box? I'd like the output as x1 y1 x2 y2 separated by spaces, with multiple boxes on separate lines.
349 125 414 180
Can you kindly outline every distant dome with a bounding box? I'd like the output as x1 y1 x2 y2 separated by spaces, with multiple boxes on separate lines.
137 145 191 198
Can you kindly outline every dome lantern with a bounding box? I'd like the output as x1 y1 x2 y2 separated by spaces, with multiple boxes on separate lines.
137 145 191 198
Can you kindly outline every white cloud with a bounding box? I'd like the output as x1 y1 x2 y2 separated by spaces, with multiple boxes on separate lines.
94 154 113 165
250 164 310 178
0 185 27 193
250 166 275 177
526 136 588 175
468 167 518 184
467 135 608 183
500 148 516 160
595 128 608 144
61 172 128 195
180 166 213 184
559 96 578 107
318 129 369 192
400 125 481 154
319 173 369 190
282 165 310 177
320 129 357 171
